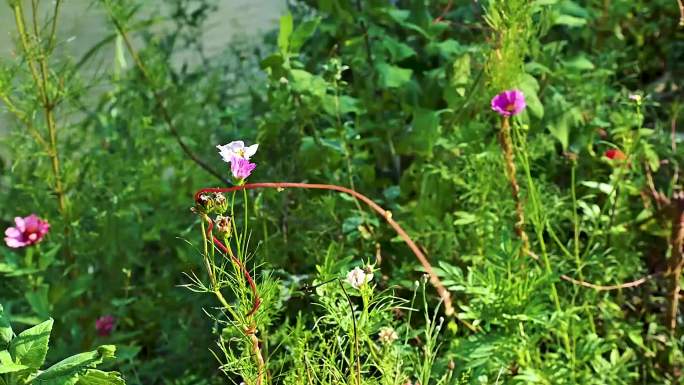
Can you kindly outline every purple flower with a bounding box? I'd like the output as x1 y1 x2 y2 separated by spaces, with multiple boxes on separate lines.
491 89 526 117
4 214 50 248
230 157 257 181
95 315 116 337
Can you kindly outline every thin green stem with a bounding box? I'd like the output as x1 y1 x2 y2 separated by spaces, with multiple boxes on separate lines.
570 161 596 334
513 126 573 357
338 279 361 385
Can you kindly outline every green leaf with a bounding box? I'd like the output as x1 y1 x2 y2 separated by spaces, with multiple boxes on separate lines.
33 345 117 384
290 69 327 98
0 350 29 374
564 55 595 70
554 14 587 27
75 369 125 385
25 284 51 320
290 18 320 53
517 74 544 118
322 95 359 115
453 211 478 226
9 318 53 368
278 12 293 54
0 304 13 348
426 39 464 59
376 62 412 88
444 54 471 106
397 109 441 156
381 37 416 62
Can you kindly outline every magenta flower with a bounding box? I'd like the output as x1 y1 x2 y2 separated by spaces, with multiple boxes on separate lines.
491 89 526 117
230 157 256 181
4 214 50 248
95 315 116 337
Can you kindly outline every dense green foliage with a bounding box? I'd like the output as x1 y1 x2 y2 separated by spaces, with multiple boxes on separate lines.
1 0 683 384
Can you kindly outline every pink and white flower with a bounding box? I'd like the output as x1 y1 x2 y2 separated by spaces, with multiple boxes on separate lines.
346 267 373 289
4 214 50 248
217 141 259 163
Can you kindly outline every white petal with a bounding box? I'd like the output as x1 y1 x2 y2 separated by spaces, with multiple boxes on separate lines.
244 144 259 159
227 141 245 152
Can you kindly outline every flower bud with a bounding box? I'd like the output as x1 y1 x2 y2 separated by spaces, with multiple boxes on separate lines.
378 327 399 345
213 192 228 213
215 215 232 237
196 193 214 212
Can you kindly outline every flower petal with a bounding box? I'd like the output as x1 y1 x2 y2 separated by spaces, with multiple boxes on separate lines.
5 237 26 248
14 217 25 232
244 144 259 159
227 141 245 152
4 227 20 238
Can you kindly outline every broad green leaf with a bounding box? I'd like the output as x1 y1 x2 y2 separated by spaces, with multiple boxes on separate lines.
277 12 293 54
322 95 359 115
517 74 544 118
33 345 116 384
9 318 53 368
75 369 125 385
397 109 441 156
381 37 416 62
290 18 320 53
289 69 327 98
0 304 12 348
0 350 29 374
426 39 464 59
376 62 412 88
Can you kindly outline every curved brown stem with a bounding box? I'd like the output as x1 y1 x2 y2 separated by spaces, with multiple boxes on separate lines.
194 182 456 318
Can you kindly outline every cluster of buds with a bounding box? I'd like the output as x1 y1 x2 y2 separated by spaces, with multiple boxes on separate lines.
193 192 228 215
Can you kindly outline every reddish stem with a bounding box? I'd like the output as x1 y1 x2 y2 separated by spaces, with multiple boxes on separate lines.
204 216 261 317
194 182 455 317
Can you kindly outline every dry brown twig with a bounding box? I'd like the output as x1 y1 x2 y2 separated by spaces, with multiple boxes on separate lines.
560 272 663 291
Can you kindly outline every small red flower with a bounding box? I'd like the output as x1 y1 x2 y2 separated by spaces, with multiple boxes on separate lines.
604 148 626 161
95 315 116 337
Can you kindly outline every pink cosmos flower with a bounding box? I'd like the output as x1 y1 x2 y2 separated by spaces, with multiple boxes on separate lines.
95 315 116 337
491 89 526 117
230 157 257 181
4 214 50 248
